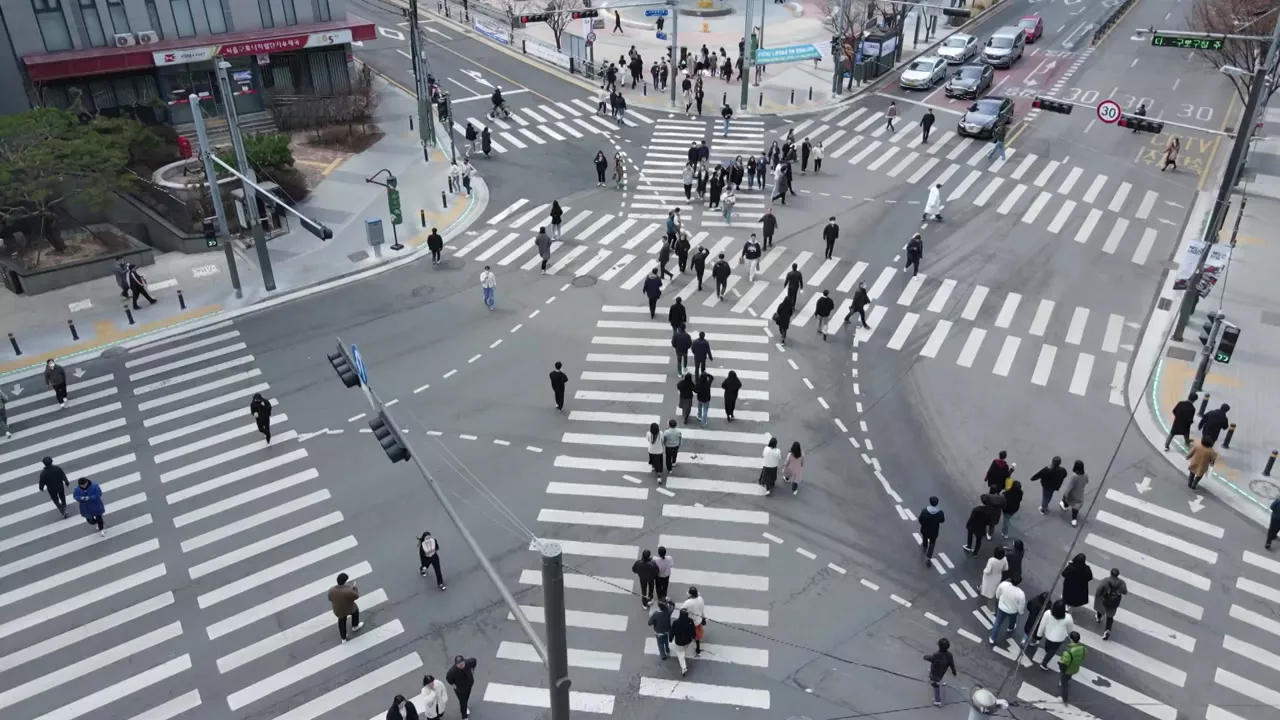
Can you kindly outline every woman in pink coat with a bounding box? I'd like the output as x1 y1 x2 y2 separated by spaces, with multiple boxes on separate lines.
783 441 805 496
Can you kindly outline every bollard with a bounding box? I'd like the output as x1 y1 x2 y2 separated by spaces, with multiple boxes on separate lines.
643 83 647 97
1199 393 1210 417
124 303 135 326
758 92 763 107
68 319 79 341
409 115 414 131
722 92 727 106
420 209 427 228
1265 450 1277 476
442 191 448 209
809 87 813 101
177 290 187 310
7 332 19 356
1223 424 1236 448
790 89 795 104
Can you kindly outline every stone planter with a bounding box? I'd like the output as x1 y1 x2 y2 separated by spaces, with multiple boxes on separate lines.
0 228 154 296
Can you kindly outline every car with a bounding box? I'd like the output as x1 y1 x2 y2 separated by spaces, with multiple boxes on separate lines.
900 56 948 90
1019 15 1044 43
957 96 1015 138
945 64 995 100
982 27 1026 68
937 33 979 64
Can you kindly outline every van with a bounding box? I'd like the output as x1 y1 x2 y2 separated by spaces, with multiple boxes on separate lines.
982 27 1025 68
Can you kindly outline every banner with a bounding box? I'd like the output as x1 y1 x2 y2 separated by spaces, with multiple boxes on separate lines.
474 19 512 45
153 29 352 66
1173 240 1233 296
527 41 571 69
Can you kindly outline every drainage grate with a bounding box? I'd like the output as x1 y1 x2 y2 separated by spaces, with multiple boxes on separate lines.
1165 346 1197 362
347 251 369 263
571 275 598 287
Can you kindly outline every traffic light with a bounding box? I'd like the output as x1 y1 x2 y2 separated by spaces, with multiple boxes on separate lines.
1118 114 1164 134
368 411 411 463
519 13 549 23
1198 311 1221 348
1032 96 1072 114
327 343 361 388
571 9 598 18
202 217 218 248
942 7 972 17
1214 322 1240 363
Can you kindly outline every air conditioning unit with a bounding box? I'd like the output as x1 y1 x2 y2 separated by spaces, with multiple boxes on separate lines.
114 33 137 47
136 30 160 44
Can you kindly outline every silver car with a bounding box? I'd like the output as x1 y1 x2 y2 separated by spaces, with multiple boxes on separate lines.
937 34 978 64
899 56 948 90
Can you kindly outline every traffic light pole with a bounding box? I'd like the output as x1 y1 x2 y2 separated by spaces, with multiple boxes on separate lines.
1192 312 1226 394
668 0 679 108
215 59 275 292
190 94 243 300
408 0 435 161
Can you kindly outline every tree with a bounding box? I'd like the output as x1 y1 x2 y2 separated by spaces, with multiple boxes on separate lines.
545 0 585 51
0 108 136 252
1188 0 1279 105
821 0 871 41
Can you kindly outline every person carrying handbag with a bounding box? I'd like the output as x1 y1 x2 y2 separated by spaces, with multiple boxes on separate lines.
783 442 804 495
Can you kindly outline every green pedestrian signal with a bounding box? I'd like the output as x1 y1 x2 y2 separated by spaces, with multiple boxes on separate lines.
1214 323 1240 363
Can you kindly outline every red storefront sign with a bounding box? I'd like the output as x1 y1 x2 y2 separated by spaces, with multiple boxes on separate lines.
153 29 353 66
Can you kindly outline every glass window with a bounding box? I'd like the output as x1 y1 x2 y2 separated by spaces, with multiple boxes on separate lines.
316 0 330 22
106 0 129 33
258 0 273 28
202 0 226 33
144 0 163 38
281 0 296 26
80 0 107 46
169 0 195 37
32 0 74 51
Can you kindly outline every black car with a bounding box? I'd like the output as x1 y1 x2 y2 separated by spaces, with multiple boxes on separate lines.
957 96 1015 139
945 64 994 100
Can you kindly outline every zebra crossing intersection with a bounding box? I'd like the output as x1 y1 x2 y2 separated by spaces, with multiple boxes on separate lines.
629 117 768 222
453 97 654 154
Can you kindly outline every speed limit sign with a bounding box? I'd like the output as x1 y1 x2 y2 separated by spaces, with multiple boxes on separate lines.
1096 100 1122 124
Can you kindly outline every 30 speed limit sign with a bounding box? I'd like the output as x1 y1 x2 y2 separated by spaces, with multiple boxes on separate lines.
1096 100 1122 124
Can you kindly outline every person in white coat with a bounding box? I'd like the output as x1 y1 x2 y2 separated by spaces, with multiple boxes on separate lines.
980 546 1008 610
679 586 706 656
480 266 496 311
421 674 449 720
924 183 944 221
1033 599 1075 669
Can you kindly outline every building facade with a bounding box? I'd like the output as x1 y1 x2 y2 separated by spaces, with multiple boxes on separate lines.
0 0 375 123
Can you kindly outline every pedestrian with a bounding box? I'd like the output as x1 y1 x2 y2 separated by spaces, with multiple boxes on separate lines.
822 216 839 259
646 422 664 477
774 296 793 345
666 209 681 244
643 270 663 318
662 418 682 475
44 358 69 408
421 675 449 720
920 108 935 143
905 233 924 276
1161 136 1180 172
654 546 673 599
886 100 897 131
250 392 272 444
691 246 709 290
1024 590 1049 639
741 235 762 282
1030 456 1067 513
721 185 736 222
1001 478 1023 537
1057 632 1086 704
657 241 675 280
465 122 477 152
691 331 713 375
813 141 824 173
633 549 659 608
721 371 741 422
1166 392 1197 449
923 638 956 707
481 127 491 157
418 531 447 590
594 150 608 186
113 258 130 299
815 290 835 340
985 450 1012 492
669 297 688 332
670 607 697 675
675 232 691 272
535 227 553 275
919 496 944 563
682 163 694 200
799 138 812 173
328 572 363 642
846 283 871 328
549 361 568 412
964 500 990 555
694 371 713 427
1186 437 1217 490
987 122 1007 161
981 490 1005 541
671 324 691 375
681 586 706 655
979 546 1007 607
649 598 673 659
1266 497 1280 549
446 656 477 718
1093 568 1127 640
479 266 496 311
427 227 444 265
1059 460 1089 526
1198 403 1230 444
990 576 1027 646
1060 553 1093 612
448 163 462 194
720 100 733 136
1002 538 1024 584
461 160 474 195
759 437 783 494
386 694 418 720
0 387 9 440
783 441 804 495
921 183 944 222
784 263 803 304
613 9 623 33
39 456 70 518
759 207 777 250
1034 600 1074 669
712 253 731 299
677 373 695 423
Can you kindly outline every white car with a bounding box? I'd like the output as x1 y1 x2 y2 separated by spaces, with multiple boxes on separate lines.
938 34 978 64
899 56 948 90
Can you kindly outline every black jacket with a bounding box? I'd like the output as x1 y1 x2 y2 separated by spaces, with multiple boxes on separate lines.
677 376 695 400
984 459 1011 490
712 260 732 280
774 301 793 328
446 658 478 692
632 557 658 582
671 613 697 646
250 396 272 419
815 296 835 318
39 465 69 491
668 303 687 328
427 232 444 252
823 223 839 242
760 213 778 234
1199 408 1229 440
965 506 989 533
691 250 708 274
918 508 944 539
694 374 713 403
643 276 663 299
386 701 419 720
672 330 692 353
853 288 870 310
1002 481 1023 515
921 112 935 129
1030 464 1067 492
923 649 955 682
692 337 712 360
785 270 803 294
907 238 923 260
721 374 741 397
549 370 568 391
1170 400 1196 434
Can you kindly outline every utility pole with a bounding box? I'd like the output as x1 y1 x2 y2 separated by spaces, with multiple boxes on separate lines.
740 0 753 109
542 542 572 720
214 59 275 292
189 95 243 300
668 0 679 108
408 0 436 161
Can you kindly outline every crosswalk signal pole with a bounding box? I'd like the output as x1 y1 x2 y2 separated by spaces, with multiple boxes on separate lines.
408 0 435 161
740 0 752 110
215 59 276 292
542 542 571 720
668 0 679 108
190 95 243 300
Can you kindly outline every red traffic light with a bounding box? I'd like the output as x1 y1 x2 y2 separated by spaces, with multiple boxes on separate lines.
571 9 599 18
519 13 549 23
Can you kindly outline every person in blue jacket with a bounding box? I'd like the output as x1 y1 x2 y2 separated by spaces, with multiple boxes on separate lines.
73 477 106 536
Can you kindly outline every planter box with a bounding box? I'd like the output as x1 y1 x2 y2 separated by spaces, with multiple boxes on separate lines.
0 236 154 296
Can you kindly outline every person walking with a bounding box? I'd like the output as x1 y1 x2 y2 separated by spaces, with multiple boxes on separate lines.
613 9 623 33
670 607 697 675
759 437 783 494
1001 479 1023 538
643 270 664 319
980 490 1005 541
427 227 444 265
711 253 732 299
549 361 568 412
773 297 794 345
987 122 1008 161
923 184 943 222
1199 403 1231 444
813 141 824 173
923 638 956 707
113 258 130 299
662 419 683 474
919 496 944 564
39 456 70 518
654 546 673 600
681 586 706 655
815 290 835 340
44 358 69 408
646 422 664 477
1161 136 1180 172
800 138 812 173
657 241 675 280
649 598 674 659
594 151 609 186
1003 538 1025 584
465 122 478 153
446 656 477 718
480 266 497 311
1057 632 1087 704
885 100 897 132
675 232 691 273
681 163 695 200
671 325 692 375
721 185 736 222
126 263 157 310
694 371 713 427
759 208 777 250
846 283 871 328
741 235 763 282
481 127 492 157
418 531 447 590
535 226 553 275
633 549 659 608
990 576 1027 646
668 297 688 332
783 441 805 495
1186 437 1217 489
783 263 804 305
985 450 1012 492
822 217 839 260
1266 497 1280 549
677 373 695 424
549 201 564 241
1060 460 1089 526
720 100 733 136
1030 456 1067 513
964 500 991 555
1093 568 1127 640
1034 600 1074 669
421 675 449 720
1166 392 1197 449
329 572 363 643
691 332 713 376
691 246 709 290
461 160 474 196
920 108 935 143
387 694 418 720
1061 553 1093 613
979 546 1007 608
72 476 106 536
0 387 9 440
721 371 741 422
905 233 924 276
249 392 272 444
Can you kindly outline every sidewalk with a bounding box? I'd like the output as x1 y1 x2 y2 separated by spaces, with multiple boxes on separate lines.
0 77 486 376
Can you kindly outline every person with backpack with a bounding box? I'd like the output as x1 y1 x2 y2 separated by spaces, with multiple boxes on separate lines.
1057 632 1087 703
1093 568 1128 640
923 638 956 707
918 496 944 564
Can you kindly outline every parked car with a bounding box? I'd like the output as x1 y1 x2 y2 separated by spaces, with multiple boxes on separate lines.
899 56 948 90
957 96 1015 138
937 33 979 64
945 64 995 100
1019 15 1044 43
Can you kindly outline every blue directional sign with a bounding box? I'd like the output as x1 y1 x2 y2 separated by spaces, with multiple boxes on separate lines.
754 43 823 64
645 8 669 16
351 343 368 385
656 31 667 40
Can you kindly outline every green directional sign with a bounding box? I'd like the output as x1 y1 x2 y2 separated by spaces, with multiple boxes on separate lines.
386 176 403 226
1151 34 1224 50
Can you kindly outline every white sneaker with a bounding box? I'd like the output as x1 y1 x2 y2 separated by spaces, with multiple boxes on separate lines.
99 529 106 537
352 622 364 632
1071 519 1078 527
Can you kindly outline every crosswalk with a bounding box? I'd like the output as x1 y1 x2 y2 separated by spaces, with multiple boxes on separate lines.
629 117 767 221
485 302 778 713
453 97 654 154
0 322 426 719
1211 549 1280 720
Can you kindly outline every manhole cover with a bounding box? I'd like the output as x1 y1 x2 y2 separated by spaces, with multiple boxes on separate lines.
347 250 369 263
1249 478 1280 500
101 346 127 358
411 285 435 298
571 275 598 287
439 258 465 271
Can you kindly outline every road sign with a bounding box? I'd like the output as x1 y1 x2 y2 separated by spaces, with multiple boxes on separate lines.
1096 99 1122 124
656 31 667 41
351 344 368 385
645 8 669 16
586 31 596 43
387 184 403 225
1151 34 1223 51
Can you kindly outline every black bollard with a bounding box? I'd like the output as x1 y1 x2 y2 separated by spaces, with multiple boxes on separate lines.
178 290 187 310
8 332 20 356
1266 450 1277 476
442 191 448 209
124 303 135 326
790 89 795 104
420 209 427 228
1199 393 1210 417
1223 424 1236 448
758 92 763 107
68 319 79 341
409 115 414 131
809 87 813 101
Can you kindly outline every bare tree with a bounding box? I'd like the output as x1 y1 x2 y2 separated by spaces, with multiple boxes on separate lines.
545 0 585 51
1188 0 1279 105
821 0 871 41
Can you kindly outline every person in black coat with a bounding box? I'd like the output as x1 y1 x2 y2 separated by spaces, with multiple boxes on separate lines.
671 326 692 375
1061 553 1093 608
979 492 1005 541
250 392 272 444
386 694 418 720
1023 590 1049 638
918 496 945 564
846 283 871 328
642 270 663 318
774 297 794 345
657 242 675 280
694 372 714 428
822 217 839 260
481 127 491 157
1002 538 1024 583
675 233 691 272
38 456 70 517
1199 403 1230 445
549 361 568 412
1001 479 1023 537
712 254 732 299
984 450 1011 492
677 373 695 423
1166 392 1198 449
815 290 835 340
668 298 688 331
691 247 709 290
964 503 989 555
720 371 741 421
1030 456 1067 513
691 332 713 376
760 209 778 250
633 549 659 608
446 656 478 719
427 227 444 265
